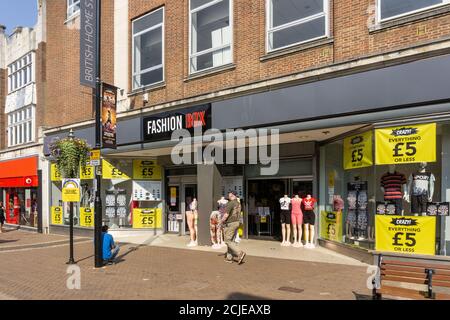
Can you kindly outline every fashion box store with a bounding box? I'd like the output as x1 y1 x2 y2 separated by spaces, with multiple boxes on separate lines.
43 53 450 259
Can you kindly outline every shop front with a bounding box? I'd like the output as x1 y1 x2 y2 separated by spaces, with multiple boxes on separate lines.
0 156 39 228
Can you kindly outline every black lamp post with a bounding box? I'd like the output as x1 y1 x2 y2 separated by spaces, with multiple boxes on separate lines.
66 129 76 265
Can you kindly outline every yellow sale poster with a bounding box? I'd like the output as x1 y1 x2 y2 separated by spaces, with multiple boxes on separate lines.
320 211 342 242
51 164 62 181
343 131 373 170
102 159 131 179
375 215 436 255
133 160 162 180
51 206 63 225
62 179 81 202
375 123 436 165
80 207 94 227
133 208 163 229
80 165 95 180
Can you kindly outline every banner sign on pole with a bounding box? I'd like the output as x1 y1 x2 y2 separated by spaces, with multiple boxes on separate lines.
320 211 342 242
343 131 373 170
80 0 97 88
375 123 436 165
375 215 436 255
133 208 163 229
101 83 117 149
51 164 62 182
62 179 81 203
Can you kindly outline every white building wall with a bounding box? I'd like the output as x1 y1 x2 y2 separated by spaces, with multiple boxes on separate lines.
114 0 130 113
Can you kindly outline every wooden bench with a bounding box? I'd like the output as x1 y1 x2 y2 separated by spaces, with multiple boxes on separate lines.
373 253 450 300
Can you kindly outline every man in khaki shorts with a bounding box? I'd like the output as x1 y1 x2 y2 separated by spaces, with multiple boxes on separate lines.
220 191 246 265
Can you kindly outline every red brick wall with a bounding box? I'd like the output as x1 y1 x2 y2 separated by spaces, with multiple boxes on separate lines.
128 0 450 108
41 0 114 129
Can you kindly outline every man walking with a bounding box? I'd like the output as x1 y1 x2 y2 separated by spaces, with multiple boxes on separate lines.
220 191 246 265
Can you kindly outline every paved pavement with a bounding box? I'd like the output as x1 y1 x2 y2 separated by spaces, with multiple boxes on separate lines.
0 230 372 300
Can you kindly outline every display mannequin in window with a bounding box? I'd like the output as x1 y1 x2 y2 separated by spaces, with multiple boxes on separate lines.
279 195 291 246
291 194 303 247
303 194 317 249
381 164 407 215
186 196 197 247
404 162 435 216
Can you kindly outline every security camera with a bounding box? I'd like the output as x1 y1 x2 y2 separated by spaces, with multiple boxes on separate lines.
143 93 149 104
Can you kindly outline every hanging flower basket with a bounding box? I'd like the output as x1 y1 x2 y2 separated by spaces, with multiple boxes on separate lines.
49 135 91 179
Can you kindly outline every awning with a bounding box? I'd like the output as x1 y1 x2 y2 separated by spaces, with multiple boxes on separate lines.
0 156 38 188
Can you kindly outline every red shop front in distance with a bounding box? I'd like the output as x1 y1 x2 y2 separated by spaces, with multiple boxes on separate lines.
0 156 39 227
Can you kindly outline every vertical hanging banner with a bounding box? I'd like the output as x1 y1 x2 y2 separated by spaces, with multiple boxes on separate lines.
375 215 436 255
51 164 62 181
375 123 436 165
102 83 117 149
343 131 373 170
80 0 97 88
320 211 342 242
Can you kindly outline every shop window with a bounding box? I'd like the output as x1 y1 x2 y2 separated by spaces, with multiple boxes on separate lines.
132 7 164 89
67 0 81 19
267 0 329 52
8 53 33 93
189 0 232 73
7 106 35 147
379 0 449 22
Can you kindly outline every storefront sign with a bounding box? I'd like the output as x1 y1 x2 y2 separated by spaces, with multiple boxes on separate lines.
133 208 163 229
375 123 436 165
101 83 117 149
143 104 211 142
62 179 81 202
320 211 342 242
343 131 373 170
51 206 63 225
102 160 130 180
133 160 162 180
80 207 94 227
375 215 436 255
51 164 62 181
80 165 95 180
80 0 97 88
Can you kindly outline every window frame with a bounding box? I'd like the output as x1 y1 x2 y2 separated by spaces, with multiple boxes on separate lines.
266 0 330 53
7 53 34 94
377 0 450 22
188 0 234 75
67 0 81 20
7 106 35 148
132 6 165 91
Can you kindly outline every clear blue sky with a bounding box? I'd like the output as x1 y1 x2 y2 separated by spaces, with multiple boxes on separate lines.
0 0 37 34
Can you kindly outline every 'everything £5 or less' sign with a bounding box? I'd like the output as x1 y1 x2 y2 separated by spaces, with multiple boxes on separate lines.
133 208 163 229
51 206 63 225
375 215 436 255
80 207 94 227
102 159 131 179
375 123 436 165
51 164 62 181
343 131 373 170
133 160 162 180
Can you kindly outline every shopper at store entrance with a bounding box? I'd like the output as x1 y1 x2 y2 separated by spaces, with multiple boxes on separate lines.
0 202 5 233
220 191 246 265
102 225 120 265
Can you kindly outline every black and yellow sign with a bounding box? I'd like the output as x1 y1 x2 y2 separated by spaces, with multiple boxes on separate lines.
51 164 62 182
133 208 162 229
62 179 81 202
375 215 436 255
51 206 63 225
320 211 342 242
375 123 436 165
133 160 162 180
80 207 94 227
343 131 373 170
80 165 95 180
102 159 130 179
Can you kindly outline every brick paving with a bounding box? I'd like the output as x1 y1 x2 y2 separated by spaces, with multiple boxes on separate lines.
0 231 372 300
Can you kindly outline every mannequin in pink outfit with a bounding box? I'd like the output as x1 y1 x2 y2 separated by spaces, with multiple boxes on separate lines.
291 195 303 247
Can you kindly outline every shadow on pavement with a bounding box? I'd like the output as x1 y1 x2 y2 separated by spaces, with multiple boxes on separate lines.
0 239 18 244
75 254 94 264
226 292 270 300
352 291 374 300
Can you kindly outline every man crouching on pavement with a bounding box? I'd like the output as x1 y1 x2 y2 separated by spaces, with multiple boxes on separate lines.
102 225 120 265
220 191 246 265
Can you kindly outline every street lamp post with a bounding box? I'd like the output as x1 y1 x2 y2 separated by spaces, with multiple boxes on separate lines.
66 129 76 265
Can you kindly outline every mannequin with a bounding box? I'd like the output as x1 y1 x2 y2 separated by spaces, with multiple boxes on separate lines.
186 197 198 247
291 194 303 247
279 195 292 246
380 164 407 215
333 195 344 213
346 190 357 240
404 162 435 215
303 194 317 249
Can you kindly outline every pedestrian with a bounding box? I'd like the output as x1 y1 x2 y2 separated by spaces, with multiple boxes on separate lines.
0 201 5 233
102 225 120 265
219 191 246 265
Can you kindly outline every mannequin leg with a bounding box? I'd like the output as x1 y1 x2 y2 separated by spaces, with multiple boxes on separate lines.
281 223 286 245
292 224 298 244
186 212 196 246
304 224 310 245
286 224 291 245
298 224 303 245
310 225 315 248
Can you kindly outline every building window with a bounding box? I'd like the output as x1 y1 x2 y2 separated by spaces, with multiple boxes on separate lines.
379 0 450 21
7 106 35 147
132 7 164 90
8 53 33 93
267 0 329 52
67 0 81 19
189 0 232 74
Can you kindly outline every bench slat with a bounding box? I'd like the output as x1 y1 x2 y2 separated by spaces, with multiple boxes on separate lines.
382 265 450 277
382 260 450 271
381 269 426 279
379 285 428 300
383 275 428 285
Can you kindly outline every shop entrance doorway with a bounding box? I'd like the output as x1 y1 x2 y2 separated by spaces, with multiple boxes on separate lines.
166 181 197 235
247 178 313 241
